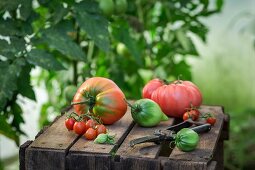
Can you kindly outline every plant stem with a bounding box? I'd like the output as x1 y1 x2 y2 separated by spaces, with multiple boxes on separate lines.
73 25 80 86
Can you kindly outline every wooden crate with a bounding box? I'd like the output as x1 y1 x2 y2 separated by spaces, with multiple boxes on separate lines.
20 105 229 170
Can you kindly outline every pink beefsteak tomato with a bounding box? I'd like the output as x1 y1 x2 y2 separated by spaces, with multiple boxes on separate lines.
142 79 202 118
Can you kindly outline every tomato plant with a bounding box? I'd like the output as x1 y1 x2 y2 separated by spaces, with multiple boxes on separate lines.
72 77 127 124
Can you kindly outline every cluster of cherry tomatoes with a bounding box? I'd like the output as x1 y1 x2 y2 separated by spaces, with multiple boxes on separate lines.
182 108 216 126
65 118 107 140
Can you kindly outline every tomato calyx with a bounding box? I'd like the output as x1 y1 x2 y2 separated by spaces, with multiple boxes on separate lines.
125 99 142 113
71 91 96 110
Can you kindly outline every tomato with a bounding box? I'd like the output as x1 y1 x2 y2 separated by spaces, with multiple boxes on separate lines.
96 124 107 135
183 110 200 121
65 118 76 131
128 99 168 127
73 121 87 135
149 79 202 118
175 128 199 152
115 0 127 14
85 128 97 140
142 79 165 99
99 0 114 17
116 43 129 57
64 85 77 102
72 77 127 124
86 119 97 129
206 117 216 126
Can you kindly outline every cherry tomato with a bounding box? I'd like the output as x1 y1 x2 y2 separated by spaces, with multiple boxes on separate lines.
96 124 107 135
206 117 216 126
86 119 97 129
65 118 76 131
73 121 87 135
84 128 97 140
183 112 195 121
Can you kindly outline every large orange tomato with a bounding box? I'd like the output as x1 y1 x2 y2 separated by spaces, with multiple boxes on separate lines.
143 79 202 118
72 77 127 124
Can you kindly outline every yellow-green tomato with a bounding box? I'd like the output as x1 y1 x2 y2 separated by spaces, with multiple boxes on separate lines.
175 128 199 152
116 43 129 57
130 99 168 127
99 0 114 17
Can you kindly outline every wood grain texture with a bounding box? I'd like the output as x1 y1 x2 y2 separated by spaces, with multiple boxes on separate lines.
69 107 134 153
66 107 135 170
116 116 174 159
30 115 79 149
115 157 161 170
25 147 66 170
161 159 208 170
169 105 225 163
19 140 33 170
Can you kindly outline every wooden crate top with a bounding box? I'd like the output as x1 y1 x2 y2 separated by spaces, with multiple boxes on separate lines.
22 105 229 170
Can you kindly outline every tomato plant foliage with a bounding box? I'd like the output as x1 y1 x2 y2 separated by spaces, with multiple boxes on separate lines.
0 0 223 145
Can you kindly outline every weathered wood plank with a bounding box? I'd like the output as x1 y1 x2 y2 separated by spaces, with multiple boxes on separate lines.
115 157 161 170
116 116 174 159
169 105 225 162
19 140 33 170
66 107 135 170
161 159 208 170
26 112 80 170
30 115 79 149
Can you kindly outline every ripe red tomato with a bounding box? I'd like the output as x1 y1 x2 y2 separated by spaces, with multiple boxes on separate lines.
86 119 97 129
84 128 97 140
183 109 200 121
96 124 107 135
142 79 165 99
65 118 76 131
206 117 216 126
72 77 127 125
73 121 87 135
149 80 202 118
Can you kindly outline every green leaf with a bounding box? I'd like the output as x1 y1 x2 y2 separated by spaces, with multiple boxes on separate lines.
17 64 36 100
0 0 20 13
11 103 25 134
74 1 110 52
216 0 224 11
0 114 19 145
51 4 69 25
112 22 142 65
42 29 85 61
0 19 18 36
0 59 23 111
172 60 192 81
27 49 66 71
20 0 32 20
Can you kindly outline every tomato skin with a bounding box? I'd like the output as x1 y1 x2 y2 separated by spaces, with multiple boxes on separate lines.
96 124 107 135
86 119 97 129
85 128 97 140
142 79 165 99
150 80 202 118
73 122 87 135
73 77 127 125
206 117 216 126
65 118 76 131
183 110 200 121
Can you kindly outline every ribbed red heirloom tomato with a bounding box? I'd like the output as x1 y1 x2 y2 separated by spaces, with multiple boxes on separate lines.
72 77 127 124
143 79 202 118
142 79 165 99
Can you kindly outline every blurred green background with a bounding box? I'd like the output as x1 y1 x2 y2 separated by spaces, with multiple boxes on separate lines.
0 0 254 169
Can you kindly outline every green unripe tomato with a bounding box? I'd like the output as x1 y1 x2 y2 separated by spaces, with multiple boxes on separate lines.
116 43 129 57
129 99 168 127
64 85 77 102
115 0 127 14
175 128 199 152
99 0 114 17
